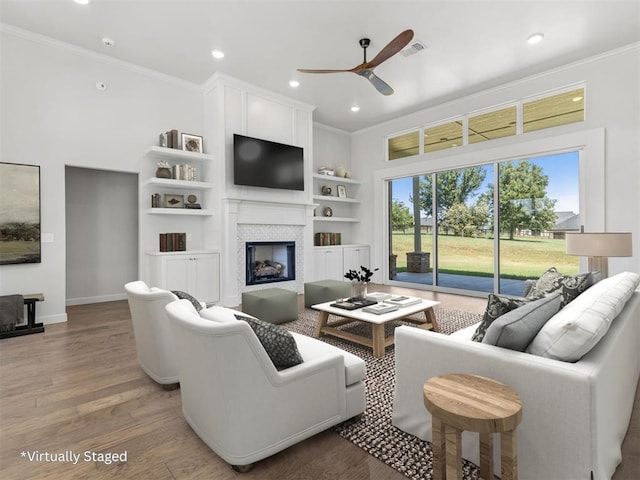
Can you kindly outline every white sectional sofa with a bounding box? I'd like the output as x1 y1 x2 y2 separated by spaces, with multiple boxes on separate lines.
392 272 640 479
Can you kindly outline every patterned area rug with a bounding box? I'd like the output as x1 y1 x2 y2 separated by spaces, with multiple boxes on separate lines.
287 307 483 480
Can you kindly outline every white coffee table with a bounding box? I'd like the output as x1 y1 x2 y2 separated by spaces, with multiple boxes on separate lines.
311 298 440 358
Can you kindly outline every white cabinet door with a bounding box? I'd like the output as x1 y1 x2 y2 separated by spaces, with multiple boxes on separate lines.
343 246 370 273
163 255 190 292
313 248 344 281
192 253 220 304
147 252 220 304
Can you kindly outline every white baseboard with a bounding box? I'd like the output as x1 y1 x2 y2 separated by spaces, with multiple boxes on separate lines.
66 293 127 306
43 313 68 324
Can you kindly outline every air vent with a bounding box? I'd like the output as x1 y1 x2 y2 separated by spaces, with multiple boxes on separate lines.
401 40 427 57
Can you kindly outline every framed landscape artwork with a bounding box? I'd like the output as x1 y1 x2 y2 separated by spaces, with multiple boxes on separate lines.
0 162 41 265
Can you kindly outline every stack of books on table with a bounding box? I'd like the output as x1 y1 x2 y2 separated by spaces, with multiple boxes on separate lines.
366 292 393 303
362 303 399 315
384 295 423 307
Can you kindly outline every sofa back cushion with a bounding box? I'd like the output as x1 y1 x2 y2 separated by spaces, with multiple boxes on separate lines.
482 293 562 351
527 272 640 361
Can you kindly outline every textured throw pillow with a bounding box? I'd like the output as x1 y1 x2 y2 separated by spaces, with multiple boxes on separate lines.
471 294 532 342
234 314 303 370
527 272 640 361
527 267 593 307
171 290 203 312
482 294 562 351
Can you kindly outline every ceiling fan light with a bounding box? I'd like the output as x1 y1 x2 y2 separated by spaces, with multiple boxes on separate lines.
527 33 544 45
289 80 300 88
350 105 360 112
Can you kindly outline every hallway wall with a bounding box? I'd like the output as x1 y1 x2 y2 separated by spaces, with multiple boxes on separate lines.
65 167 138 305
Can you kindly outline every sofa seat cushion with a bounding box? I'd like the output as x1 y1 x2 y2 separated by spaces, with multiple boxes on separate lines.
482 294 562 351
472 294 533 342
235 314 303 370
527 272 640 361
291 332 366 386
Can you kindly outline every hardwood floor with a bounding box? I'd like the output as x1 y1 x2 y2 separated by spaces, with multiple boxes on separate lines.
0 287 637 479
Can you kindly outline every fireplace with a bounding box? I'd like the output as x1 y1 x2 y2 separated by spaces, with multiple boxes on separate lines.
246 241 296 286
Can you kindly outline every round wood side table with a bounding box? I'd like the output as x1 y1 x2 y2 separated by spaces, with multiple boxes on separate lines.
423 373 523 480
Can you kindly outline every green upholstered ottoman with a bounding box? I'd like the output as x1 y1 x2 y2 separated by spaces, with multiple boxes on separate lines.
304 280 352 308
241 288 298 325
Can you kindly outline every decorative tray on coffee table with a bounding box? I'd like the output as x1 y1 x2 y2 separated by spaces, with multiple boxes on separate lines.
330 298 378 310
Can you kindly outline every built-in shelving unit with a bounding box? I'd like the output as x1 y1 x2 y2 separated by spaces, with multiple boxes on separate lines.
139 145 219 286
312 173 361 225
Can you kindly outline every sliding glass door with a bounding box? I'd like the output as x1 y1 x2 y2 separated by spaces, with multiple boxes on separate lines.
498 152 580 295
435 165 494 292
388 151 579 294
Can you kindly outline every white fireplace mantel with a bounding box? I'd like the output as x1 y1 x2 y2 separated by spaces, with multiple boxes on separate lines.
220 198 316 306
227 198 315 226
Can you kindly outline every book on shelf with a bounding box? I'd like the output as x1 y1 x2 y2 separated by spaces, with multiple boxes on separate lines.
384 295 423 307
159 232 186 252
172 164 197 181
314 232 341 246
366 292 393 303
362 303 399 314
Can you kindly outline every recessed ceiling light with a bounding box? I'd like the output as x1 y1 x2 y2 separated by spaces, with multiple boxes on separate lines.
289 80 300 88
95 81 107 91
102 37 115 47
350 105 360 112
572 96 583 102
74 0 90 5
527 33 544 45
211 50 225 59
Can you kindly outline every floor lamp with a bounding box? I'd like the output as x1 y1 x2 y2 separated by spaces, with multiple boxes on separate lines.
565 232 632 278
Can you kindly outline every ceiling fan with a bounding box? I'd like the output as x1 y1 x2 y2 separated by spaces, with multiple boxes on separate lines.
297 29 414 96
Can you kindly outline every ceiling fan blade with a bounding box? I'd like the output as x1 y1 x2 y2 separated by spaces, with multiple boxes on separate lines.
358 70 394 96
366 29 414 69
297 68 354 74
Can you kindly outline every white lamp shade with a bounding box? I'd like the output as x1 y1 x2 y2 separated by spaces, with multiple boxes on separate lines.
565 232 632 257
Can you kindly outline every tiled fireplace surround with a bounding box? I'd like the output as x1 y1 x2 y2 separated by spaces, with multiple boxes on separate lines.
222 198 315 307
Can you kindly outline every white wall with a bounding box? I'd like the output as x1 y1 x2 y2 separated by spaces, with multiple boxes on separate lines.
351 45 640 282
0 27 204 323
65 167 138 305
313 123 351 173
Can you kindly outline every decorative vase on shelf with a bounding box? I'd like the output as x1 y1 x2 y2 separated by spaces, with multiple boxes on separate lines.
155 167 172 179
351 281 367 301
335 165 346 177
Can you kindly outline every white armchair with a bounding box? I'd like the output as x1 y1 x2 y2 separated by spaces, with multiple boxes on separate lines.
165 299 366 471
124 281 181 387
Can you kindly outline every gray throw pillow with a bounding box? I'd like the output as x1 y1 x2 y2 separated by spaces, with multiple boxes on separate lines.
527 267 593 308
471 294 533 342
171 290 202 312
482 294 562 351
234 314 303 370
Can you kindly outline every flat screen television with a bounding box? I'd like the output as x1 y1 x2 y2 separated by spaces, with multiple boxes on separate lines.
233 134 304 191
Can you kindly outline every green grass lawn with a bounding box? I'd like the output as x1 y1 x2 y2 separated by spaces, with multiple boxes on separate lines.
391 233 578 279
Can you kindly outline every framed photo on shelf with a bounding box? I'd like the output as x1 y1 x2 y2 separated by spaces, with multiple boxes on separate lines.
164 194 184 208
181 133 203 153
337 184 347 198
